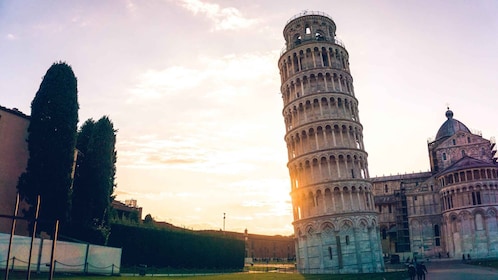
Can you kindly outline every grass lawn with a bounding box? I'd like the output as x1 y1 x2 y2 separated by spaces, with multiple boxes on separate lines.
10 271 407 280
468 259 498 269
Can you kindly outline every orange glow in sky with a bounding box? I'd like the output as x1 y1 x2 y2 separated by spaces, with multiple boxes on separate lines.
1 0 498 235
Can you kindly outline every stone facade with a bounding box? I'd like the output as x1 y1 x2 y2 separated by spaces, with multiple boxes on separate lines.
0 106 30 235
372 109 498 261
278 11 384 273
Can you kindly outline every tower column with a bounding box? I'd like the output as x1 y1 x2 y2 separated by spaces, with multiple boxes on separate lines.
280 11 383 273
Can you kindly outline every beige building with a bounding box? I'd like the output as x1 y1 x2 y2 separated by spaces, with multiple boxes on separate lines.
278 11 384 273
0 105 139 235
0 106 30 234
372 109 498 261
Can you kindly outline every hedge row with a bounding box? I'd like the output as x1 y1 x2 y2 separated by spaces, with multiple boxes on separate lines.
108 224 244 269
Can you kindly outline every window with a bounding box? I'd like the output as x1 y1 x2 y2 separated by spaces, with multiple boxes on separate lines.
388 205 392 213
345 235 350 245
382 228 387 240
305 26 311 34
476 213 484 230
328 246 333 259
452 139 456 145
443 153 447 160
434 225 441 246
384 184 388 193
462 150 466 157
468 137 471 143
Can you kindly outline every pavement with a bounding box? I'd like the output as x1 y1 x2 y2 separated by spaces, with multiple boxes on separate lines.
404 259 498 280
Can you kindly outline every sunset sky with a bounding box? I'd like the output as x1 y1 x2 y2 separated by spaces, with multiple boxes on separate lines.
2 0 498 236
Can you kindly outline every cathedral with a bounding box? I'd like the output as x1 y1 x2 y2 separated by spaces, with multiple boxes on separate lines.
278 11 498 274
373 108 498 261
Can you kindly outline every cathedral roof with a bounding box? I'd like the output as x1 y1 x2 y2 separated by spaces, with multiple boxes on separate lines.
435 108 471 141
439 155 495 175
374 195 397 204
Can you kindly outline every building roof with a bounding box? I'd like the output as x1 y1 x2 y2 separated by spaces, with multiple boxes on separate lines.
374 195 397 204
435 109 471 141
439 155 496 175
370 171 432 182
0 105 29 119
111 200 141 211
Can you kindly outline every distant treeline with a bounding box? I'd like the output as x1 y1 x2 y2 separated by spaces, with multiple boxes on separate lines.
108 223 245 269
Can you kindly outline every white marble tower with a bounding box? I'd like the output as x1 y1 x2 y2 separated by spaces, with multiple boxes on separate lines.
278 11 384 273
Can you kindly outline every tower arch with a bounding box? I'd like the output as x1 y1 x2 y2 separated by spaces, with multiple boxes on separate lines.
279 11 384 274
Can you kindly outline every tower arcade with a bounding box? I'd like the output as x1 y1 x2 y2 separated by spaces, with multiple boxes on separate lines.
278 11 384 273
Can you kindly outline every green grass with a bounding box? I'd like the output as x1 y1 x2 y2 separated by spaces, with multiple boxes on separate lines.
468 259 498 269
9 271 407 280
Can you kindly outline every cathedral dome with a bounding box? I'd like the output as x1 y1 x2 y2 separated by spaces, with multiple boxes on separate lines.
435 108 471 141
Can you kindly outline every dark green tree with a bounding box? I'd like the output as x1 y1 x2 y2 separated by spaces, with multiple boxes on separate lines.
71 116 117 244
143 214 155 225
17 62 79 234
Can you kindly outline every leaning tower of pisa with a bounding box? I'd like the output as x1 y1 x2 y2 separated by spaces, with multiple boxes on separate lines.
278 11 384 274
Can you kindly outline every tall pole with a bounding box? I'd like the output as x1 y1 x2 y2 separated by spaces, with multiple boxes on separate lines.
26 195 40 280
223 213 226 232
49 220 59 280
5 193 20 280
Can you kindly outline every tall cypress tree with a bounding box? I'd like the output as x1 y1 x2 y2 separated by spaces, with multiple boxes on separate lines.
71 116 117 244
71 119 95 229
17 62 79 234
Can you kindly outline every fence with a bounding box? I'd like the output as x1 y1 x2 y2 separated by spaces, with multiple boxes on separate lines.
0 233 121 275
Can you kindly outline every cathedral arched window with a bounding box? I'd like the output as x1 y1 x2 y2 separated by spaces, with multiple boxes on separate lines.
472 191 482 205
434 225 441 246
475 213 484 231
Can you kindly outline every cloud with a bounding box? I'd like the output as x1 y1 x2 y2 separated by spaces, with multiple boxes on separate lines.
119 50 285 175
128 51 278 102
128 66 205 100
126 0 137 14
117 133 261 174
178 0 259 31
6 34 17 40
